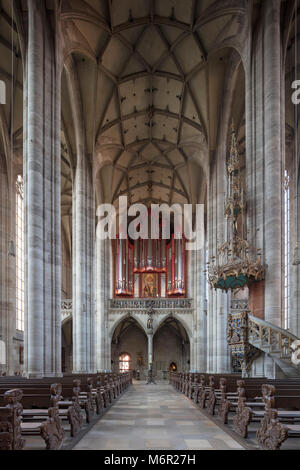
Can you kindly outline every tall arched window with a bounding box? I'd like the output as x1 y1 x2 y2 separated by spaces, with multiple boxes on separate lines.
16 175 24 331
0 79 6 104
0 340 6 366
284 169 290 330
119 353 131 372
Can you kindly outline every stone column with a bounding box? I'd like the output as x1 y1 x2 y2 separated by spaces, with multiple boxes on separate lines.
95 237 105 372
290 174 300 336
105 239 113 371
206 177 214 372
207 164 221 373
147 332 153 368
24 0 61 377
215 52 242 373
96 237 111 372
72 158 95 373
263 0 283 326
246 0 283 327
194 246 207 372
105 314 111 372
206 51 242 373
187 249 196 371
211 171 218 373
0 159 15 375
63 52 96 374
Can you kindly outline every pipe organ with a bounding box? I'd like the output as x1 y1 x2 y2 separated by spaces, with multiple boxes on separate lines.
114 236 134 296
134 239 166 273
167 235 186 296
114 235 186 298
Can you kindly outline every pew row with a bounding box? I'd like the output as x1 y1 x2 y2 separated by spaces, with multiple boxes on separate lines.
170 372 300 450
0 372 132 450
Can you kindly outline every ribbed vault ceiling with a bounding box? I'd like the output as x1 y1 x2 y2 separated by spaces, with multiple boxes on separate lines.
0 0 252 249
60 0 248 210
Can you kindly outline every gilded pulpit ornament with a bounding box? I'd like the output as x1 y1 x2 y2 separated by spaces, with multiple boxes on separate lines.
227 311 260 377
207 125 264 291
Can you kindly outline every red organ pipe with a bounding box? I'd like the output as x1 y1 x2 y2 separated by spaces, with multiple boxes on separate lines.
114 236 186 297
166 235 186 296
114 236 134 296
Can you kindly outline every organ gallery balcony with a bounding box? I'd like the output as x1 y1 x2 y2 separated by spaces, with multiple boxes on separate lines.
108 297 193 314
61 297 194 321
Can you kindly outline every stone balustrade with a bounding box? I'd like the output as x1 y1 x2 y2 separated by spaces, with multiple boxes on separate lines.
108 298 193 311
61 297 194 321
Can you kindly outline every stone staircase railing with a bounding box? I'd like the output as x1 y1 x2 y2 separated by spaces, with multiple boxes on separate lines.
227 309 300 377
248 314 298 357
248 314 300 377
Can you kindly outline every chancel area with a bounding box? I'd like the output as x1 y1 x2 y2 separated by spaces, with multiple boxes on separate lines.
1 0 300 452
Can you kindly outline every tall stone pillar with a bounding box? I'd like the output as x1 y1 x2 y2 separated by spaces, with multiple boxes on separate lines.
215 52 242 373
24 0 61 377
211 172 218 373
105 314 111 372
0 159 15 375
95 236 105 372
206 51 242 373
207 159 227 373
193 247 207 372
147 332 153 368
187 250 196 371
72 158 95 373
263 0 283 326
63 54 96 374
96 237 111 372
290 174 300 336
206 177 214 372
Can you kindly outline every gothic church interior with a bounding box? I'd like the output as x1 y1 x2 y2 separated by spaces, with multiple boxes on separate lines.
0 0 300 452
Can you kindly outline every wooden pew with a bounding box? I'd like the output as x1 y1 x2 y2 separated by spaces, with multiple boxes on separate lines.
0 389 25 450
0 387 64 450
216 378 264 424
21 383 80 437
0 371 132 450
0 381 85 433
232 383 300 443
170 371 300 450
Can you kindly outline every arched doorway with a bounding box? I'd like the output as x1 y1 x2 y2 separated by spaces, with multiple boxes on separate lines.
111 317 147 379
61 317 72 373
153 317 190 379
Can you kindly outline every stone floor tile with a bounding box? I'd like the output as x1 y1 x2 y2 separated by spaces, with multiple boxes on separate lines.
73 382 244 451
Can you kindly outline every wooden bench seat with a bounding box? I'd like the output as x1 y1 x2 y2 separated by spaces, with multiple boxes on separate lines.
0 388 64 450
285 424 300 436
22 408 69 418
21 422 42 434
170 371 300 450
231 383 300 449
0 371 132 450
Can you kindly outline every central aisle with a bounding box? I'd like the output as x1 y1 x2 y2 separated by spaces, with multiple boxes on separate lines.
73 381 243 450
